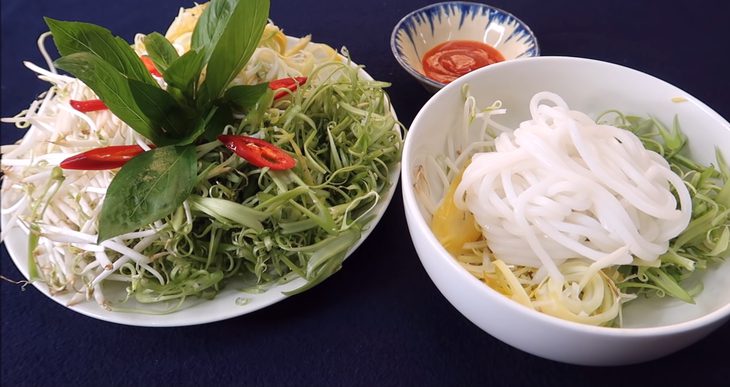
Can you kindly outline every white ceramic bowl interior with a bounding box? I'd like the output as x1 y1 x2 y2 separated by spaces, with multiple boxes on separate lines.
401 56 730 365
391 1 539 90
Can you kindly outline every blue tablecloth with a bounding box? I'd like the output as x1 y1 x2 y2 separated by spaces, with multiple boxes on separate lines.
2 0 728 385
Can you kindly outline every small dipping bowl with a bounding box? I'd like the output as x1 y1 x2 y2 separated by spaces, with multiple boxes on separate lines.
391 1 539 92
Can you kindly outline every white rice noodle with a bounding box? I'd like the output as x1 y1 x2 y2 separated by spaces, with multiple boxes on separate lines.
455 92 692 282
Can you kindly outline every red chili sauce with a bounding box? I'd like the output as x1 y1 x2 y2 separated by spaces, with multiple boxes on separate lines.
422 40 505 84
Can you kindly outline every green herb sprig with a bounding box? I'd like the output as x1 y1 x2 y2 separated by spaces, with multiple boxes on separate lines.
45 0 271 243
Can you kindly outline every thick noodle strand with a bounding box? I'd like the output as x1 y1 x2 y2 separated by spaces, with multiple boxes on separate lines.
455 92 692 281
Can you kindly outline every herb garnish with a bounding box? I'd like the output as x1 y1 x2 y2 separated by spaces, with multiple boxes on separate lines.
45 0 271 242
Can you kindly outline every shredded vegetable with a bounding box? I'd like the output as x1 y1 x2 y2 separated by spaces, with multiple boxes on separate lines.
601 111 730 303
1 5 402 311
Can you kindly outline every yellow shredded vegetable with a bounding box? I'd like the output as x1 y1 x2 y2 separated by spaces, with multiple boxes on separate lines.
133 3 340 86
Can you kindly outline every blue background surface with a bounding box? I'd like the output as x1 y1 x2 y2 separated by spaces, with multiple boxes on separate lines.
2 0 729 385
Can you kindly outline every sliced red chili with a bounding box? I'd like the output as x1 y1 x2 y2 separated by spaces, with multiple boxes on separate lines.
60 145 150 170
269 77 307 100
70 99 108 113
69 56 159 114
218 135 296 171
141 55 162 77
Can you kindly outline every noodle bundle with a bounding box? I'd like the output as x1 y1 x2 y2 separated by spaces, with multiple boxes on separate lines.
454 92 692 281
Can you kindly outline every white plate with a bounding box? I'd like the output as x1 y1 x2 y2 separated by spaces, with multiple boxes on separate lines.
1 46 401 327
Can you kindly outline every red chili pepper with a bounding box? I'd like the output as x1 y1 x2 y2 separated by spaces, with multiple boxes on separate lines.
269 77 307 100
60 145 150 170
218 135 296 170
140 55 162 77
69 56 160 114
70 99 108 113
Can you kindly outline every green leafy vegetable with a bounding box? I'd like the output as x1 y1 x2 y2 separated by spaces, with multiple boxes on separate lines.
47 0 272 242
599 112 730 302
191 0 237 60
162 50 206 100
197 0 270 108
199 104 233 142
46 17 155 85
47 0 270 145
223 84 270 110
97 145 197 242
127 79 191 139
54 52 174 145
142 32 179 73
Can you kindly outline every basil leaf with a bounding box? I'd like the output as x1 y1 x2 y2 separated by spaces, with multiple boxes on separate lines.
174 106 228 145
200 104 233 142
163 50 205 100
190 0 236 61
222 83 269 110
143 32 179 73
199 0 269 107
128 79 192 140
54 52 172 144
97 145 197 242
45 17 155 85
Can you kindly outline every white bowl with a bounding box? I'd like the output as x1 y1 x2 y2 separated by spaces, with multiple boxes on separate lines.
391 1 539 92
401 56 730 365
